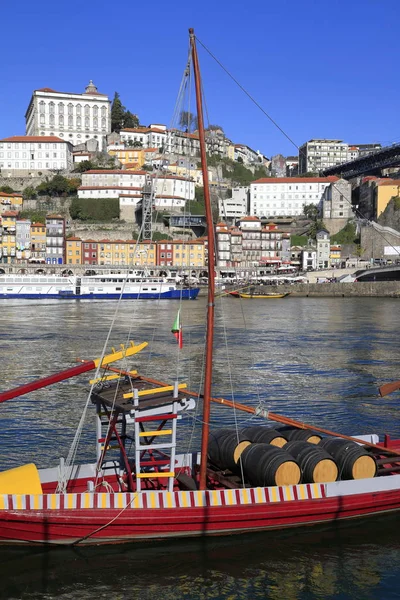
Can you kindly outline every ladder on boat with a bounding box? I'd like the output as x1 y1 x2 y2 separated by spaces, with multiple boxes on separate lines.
130 384 180 493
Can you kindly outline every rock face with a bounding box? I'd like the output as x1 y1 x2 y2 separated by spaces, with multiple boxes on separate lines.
378 197 400 230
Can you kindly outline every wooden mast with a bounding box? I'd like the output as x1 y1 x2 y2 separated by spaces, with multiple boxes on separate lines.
190 28 215 490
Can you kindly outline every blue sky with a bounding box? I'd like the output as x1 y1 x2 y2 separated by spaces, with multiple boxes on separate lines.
1 0 399 158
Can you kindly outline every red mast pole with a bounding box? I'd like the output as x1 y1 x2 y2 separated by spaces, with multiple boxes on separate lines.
190 28 216 490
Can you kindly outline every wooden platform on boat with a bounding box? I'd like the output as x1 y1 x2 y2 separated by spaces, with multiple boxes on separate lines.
90 377 189 413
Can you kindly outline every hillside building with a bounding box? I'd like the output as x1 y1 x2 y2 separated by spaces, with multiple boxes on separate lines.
25 81 111 149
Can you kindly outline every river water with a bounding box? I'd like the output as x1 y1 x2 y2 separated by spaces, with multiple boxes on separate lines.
1 294 400 599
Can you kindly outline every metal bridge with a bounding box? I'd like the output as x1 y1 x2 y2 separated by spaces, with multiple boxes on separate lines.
322 143 400 179
354 264 400 282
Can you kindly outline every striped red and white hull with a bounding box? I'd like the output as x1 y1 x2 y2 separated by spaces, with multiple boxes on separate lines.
2 475 400 545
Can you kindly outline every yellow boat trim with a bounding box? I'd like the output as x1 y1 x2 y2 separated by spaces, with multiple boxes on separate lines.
136 472 175 478
93 341 148 368
138 430 172 437
89 370 137 384
123 383 187 400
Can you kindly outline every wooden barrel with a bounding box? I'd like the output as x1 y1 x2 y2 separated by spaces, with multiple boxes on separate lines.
241 443 301 487
278 426 322 444
318 437 377 480
284 440 338 483
208 428 252 472
240 426 287 448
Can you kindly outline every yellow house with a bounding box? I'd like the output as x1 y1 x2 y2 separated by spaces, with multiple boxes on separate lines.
30 222 47 263
1 211 18 263
66 237 82 264
227 144 235 161
96 239 157 267
375 180 400 217
108 148 145 169
0 192 23 215
172 240 205 267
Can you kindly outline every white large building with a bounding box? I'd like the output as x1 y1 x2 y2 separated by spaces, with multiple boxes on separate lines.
249 177 339 218
78 170 147 198
0 136 73 175
299 139 349 174
25 81 111 149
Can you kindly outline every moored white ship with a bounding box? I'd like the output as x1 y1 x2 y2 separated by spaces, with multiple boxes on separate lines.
0 274 200 300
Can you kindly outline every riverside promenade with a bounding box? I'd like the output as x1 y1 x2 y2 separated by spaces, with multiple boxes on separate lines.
248 281 400 298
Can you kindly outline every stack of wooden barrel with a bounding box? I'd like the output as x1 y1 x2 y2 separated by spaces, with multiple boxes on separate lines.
208 426 377 487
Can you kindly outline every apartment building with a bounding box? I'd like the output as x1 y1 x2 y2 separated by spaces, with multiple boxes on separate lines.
250 177 339 217
0 136 73 175
299 139 348 174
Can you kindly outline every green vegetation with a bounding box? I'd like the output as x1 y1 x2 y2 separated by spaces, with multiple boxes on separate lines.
290 234 308 246
22 186 38 199
111 92 139 133
308 219 327 240
0 185 15 194
19 210 47 223
73 160 95 173
35 175 81 197
69 197 120 221
151 231 173 241
187 201 205 215
331 222 357 244
302 203 319 220
178 111 197 132
393 196 400 211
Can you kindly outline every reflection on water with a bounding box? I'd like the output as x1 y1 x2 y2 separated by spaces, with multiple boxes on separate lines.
1 296 400 599
1 517 400 599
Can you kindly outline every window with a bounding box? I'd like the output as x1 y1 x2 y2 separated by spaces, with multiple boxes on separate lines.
39 101 45 114
84 104 90 116
49 102 55 114
68 103 73 115
76 104 81 115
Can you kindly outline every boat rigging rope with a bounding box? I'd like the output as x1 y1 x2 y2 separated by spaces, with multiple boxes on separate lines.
196 34 400 257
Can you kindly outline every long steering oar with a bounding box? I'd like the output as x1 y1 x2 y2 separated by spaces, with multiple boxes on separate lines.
135 373 400 457
379 380 400 397
0 341 147 404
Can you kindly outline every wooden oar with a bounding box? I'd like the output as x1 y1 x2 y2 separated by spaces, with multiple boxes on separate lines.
136 374 400 457
379 380 400 397
211 396 400 457
0 342 147 404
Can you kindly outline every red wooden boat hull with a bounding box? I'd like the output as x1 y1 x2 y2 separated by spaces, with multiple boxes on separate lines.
2 486 400 545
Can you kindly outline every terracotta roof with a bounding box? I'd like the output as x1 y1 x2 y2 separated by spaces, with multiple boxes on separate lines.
47 214 64 219
66 236 82 241
35 87 107 97
377 180 400 186
240 216 260 221
0 192 22 198
1 211 19 217
251 177 339 184
1 136 66 143
83 169 147 175
151 174 193 182
155 195 186 199
31 222 45 227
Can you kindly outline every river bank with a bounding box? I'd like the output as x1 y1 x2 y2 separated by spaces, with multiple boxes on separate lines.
227 281 400 298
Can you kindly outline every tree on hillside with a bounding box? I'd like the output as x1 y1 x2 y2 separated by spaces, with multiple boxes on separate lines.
179 111 197 132
302 203 320 220
0 185 15 194
124 110 139 129
207 124 224 132
73 160 95 173
111 92 126 132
